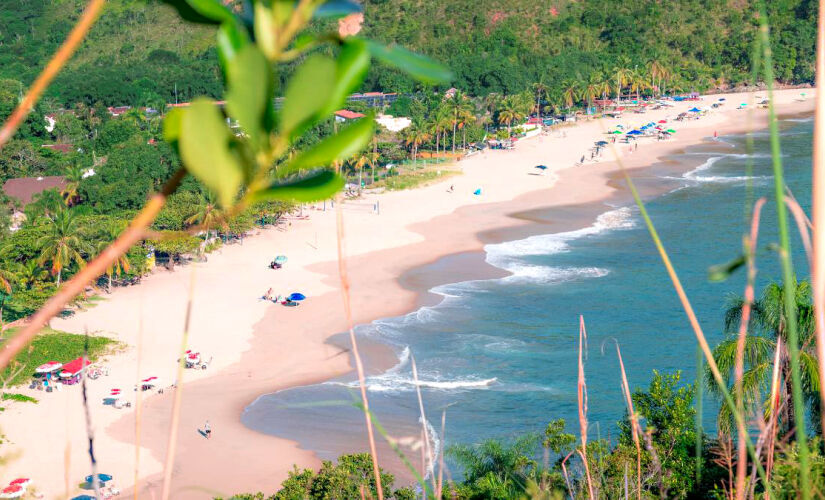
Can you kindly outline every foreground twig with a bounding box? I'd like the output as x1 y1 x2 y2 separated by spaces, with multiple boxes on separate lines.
614 341 641 500
0 169 185 372
577 316 595 500
0 0 106 147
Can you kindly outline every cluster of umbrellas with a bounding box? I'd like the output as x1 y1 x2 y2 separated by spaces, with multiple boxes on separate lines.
70 474 114 499
0 479 30 499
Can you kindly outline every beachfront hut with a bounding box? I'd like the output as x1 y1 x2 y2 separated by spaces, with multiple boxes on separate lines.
59 357 92 385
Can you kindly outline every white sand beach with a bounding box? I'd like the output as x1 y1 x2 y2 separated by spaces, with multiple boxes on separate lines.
0 89 815 499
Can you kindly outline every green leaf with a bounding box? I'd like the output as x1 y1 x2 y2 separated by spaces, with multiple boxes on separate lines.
365 39 452 85
254 1 277 59
162 108 185 144
315 0 362 18
158 0 235 25
282 117 374 176
708 254 746 282
253 170 345 202
280 54 336 138
320 38 370 117
217 20 250 71
178 99 243 208
226 45 273 150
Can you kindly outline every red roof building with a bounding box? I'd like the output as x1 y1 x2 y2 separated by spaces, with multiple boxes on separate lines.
334 110 366 120
2 176 66 205
59 357 92 378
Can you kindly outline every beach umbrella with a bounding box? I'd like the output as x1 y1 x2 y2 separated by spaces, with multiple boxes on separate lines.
595 141 608 146
288 293 306 301
7 480 29 489
473 188 482 195
534 165 548 170
666 129 676 133
274 255 287 264
35 361 62 373
627 130 642 135
658 119 667 123
71 496 97 500
719 98 726 101
85 474 112 484
688 107 701 112
0 485 23 499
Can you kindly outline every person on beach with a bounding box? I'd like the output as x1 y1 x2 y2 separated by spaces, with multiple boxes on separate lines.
264 288 273 301
634 143 638 151
204 420 211 439
449 184 454 193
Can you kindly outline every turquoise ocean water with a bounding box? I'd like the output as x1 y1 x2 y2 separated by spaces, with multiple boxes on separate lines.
242 116 813 472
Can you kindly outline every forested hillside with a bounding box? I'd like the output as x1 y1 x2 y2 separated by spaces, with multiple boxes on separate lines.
0 0 817 108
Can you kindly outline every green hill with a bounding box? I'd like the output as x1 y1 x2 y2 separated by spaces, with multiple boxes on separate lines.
0 0 816 107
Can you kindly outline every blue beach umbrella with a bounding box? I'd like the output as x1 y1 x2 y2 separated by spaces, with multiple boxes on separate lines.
85 474 112 484
627 130 642 135
473 188 482 195
288 293 306 301
534 165 548 170
72 496 97 500
689 107 701 112
274 255 287 264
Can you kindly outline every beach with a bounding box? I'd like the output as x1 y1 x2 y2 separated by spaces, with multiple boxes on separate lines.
0 89 815 499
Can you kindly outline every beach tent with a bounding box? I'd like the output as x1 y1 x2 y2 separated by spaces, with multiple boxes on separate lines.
59 358 92 383
289 293 306 301
35 361 62 373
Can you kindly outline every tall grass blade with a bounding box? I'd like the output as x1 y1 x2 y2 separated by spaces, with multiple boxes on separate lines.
695 346 703 485
614 341 641 500
410 355 435 488
812 0 825 442
160 266 197 500
611 144 771 494
335 197 384 500
734 197 766 500
577 315 595 500
758 12 810 496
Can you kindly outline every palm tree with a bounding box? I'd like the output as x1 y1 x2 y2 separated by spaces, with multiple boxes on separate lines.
614 65 633 104
561 80 580 112
13 260 47 290
186 193 227 244
37 209 88 286
0 266 15 327
497 96 523 135
647 60 668 98
581 73 604 114
531 81 549 122
457 107 475 151
402 122 431 163
94 225 130 291
349 151 379 190
61 164 84 206
444 90 472 153
709 280 819 436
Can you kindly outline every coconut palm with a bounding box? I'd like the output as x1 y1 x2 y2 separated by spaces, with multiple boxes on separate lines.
186 192 227 244
61 164 84 206
349 151 379 190
497 97 523 134
94 225 130 291
13 260 47 290
457 107 475 151
37 209 88 286
647 60 668 97
444 90 472 153
581 73 604 114
614 64 633 104
531 81 549 121
402 122 431 163
0 266 14 327
561 80 580 112
709 280 819 436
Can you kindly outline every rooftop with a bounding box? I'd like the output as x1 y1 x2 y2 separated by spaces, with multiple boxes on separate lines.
2 176 66 205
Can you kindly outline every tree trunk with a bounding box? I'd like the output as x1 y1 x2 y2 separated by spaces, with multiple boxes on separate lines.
462 126 466 151
56 269 62 287
435 130 439 155
108 272 113 292
452 114 457 153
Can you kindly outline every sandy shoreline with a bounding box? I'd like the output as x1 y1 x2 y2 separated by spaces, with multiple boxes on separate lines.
0 89 815 499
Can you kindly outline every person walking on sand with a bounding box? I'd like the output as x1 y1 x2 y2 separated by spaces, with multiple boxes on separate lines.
204 420 211 439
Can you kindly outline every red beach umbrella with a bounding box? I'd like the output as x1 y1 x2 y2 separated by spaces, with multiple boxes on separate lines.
0 484 23 498
658 119 667 123
7 479 28 487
